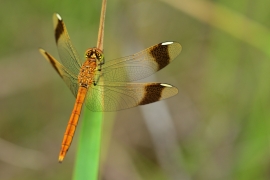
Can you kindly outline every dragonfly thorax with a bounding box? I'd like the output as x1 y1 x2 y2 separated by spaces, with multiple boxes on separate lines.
78 60 97 88
78 48 104 88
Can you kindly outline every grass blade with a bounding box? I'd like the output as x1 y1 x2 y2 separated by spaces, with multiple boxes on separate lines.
73 0 107 179
73 109 103 180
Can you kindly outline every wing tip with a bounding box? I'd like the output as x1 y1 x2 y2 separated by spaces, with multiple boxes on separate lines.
38 48 54 63
161 41 174 45
161 41 181 46
160 83 179 96
54 13 62 21
160 83 173 87
161 41 182 57
38 48 46 54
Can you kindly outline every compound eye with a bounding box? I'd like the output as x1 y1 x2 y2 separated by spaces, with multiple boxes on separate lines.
96 52 102 59
85 50 92 58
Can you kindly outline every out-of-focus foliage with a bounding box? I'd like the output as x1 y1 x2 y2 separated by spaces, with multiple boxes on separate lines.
0 0 270 179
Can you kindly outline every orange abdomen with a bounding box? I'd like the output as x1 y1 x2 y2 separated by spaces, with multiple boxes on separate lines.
58 86 88 162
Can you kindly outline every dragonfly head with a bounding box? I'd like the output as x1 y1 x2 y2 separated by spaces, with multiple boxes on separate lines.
85 48 104 62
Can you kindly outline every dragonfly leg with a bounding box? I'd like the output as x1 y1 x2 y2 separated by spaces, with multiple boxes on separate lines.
97 57 105 71
93 74 101 86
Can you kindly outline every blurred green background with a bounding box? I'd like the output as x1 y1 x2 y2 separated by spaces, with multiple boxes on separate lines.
1 0 270 179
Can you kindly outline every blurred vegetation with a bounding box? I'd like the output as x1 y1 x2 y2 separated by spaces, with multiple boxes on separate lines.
0 0 270 179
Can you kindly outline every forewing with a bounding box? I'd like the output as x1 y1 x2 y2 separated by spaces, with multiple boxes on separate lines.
53 13 82 76
39 49 79 97
100 42 182 82
84 82 178 111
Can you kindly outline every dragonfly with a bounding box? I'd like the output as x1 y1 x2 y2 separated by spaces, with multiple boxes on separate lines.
39 13 182 162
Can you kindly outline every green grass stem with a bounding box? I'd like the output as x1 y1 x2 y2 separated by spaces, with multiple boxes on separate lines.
73 109 103 180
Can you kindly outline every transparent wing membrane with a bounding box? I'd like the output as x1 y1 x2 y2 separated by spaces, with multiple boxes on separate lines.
53 13 82 76
100 42 182 82
84 82 178 111
39 49 79 97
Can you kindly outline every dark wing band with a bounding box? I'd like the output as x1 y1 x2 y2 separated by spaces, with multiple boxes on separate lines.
100 42 182 82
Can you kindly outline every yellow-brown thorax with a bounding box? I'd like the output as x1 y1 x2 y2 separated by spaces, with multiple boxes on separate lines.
78 48 104 88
